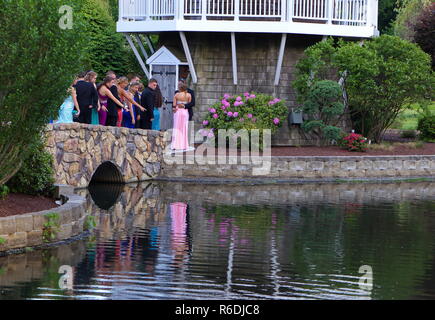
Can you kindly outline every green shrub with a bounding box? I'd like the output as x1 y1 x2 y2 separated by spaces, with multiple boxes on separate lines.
7 137 55 197
42 213 60 243
0 185 9 199
400 130 417 139
417 115 435 141
298 80 345 143
0 0 85 185
201 92 288 150
293 35 434 143
0 237 6 245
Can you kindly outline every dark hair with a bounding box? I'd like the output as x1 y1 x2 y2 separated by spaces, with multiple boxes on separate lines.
97 76 114 90
149 78 158 84
77 71 88 78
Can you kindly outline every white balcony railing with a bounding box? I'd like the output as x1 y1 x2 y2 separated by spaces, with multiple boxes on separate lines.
118 0 378 37
120 0 373 25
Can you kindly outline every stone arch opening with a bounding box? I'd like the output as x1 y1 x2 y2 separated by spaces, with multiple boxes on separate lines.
90 161 124 184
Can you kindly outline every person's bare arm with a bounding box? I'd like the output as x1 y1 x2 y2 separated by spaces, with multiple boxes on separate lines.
102 86 124 108
122 89 145 112
71 88 80 115
127 96 135 125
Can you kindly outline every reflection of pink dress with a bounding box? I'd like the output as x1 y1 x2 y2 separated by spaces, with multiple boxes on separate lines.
171 100 189 150
170 202 187 236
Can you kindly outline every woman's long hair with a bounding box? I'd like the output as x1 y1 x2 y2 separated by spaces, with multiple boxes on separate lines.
155 84 163 108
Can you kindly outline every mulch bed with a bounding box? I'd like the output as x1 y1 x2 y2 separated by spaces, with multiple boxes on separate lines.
0 193 58 218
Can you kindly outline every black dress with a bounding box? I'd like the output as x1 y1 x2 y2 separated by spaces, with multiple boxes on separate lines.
106 85 121 127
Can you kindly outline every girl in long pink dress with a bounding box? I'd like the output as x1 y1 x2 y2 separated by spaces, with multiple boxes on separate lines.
171 83 191 151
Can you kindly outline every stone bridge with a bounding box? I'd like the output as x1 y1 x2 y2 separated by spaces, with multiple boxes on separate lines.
45 123 167 188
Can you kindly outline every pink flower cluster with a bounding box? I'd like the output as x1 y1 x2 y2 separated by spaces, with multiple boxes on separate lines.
268 98 281 105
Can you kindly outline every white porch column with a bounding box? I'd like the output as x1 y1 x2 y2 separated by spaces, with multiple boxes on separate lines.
231 32 238 85
179 31 198 83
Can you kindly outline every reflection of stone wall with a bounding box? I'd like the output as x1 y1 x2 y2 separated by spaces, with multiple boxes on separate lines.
0 241 86 289
157 181 435 206
77 183 167 239
160 155 435 180
45 123 167 188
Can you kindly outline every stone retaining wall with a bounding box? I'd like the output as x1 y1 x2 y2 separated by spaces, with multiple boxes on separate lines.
160 155 435 180
45 123 167 188
0 187 88 254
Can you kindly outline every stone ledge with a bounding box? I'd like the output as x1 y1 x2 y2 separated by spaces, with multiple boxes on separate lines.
0 186 88 254
160 155 435 180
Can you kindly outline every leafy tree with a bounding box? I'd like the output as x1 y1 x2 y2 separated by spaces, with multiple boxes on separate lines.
0 0 85 185
293 36 434 142
393 0 431 41
414 3 435 69
79 0 132 77
378 0 400 34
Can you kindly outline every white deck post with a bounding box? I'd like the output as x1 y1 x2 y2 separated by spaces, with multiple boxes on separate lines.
146 0 151 20
327 0 333 24
274 33 287 86
135 34 149 60
125 33 151 80
235 0 240 21
201 0 207 20
179 31 198 83
231 32 238 85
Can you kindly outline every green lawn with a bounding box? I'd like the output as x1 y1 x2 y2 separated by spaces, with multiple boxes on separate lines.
390 102 435 130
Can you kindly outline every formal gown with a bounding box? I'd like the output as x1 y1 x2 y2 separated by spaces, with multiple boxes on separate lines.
91 107 99 125
122 104 136 129
171 100 189 151
117 96 124 127
98 92 108 125
56 96 75 124
152 108 160 131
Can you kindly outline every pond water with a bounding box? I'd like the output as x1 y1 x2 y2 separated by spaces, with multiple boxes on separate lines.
1 181 435 300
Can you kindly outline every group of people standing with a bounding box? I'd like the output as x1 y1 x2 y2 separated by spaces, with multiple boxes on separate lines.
57 70 196 152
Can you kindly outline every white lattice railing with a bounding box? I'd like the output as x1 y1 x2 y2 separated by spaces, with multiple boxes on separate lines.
120 0 373 26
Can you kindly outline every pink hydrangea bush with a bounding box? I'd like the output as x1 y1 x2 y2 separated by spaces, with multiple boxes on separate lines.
202 92 288 150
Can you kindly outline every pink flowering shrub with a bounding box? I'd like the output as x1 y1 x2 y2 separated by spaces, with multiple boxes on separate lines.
202 92 288 150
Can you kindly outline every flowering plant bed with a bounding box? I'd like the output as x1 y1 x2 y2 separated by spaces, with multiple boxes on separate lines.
339 133 369 152
200 92 288 150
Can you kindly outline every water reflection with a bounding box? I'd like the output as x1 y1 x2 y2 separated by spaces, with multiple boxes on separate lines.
0 181 435 300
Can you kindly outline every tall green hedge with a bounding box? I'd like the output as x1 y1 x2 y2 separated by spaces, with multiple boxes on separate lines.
0 0 85 186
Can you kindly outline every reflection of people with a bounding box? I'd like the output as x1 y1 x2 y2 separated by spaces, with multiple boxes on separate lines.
170 202 189 266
